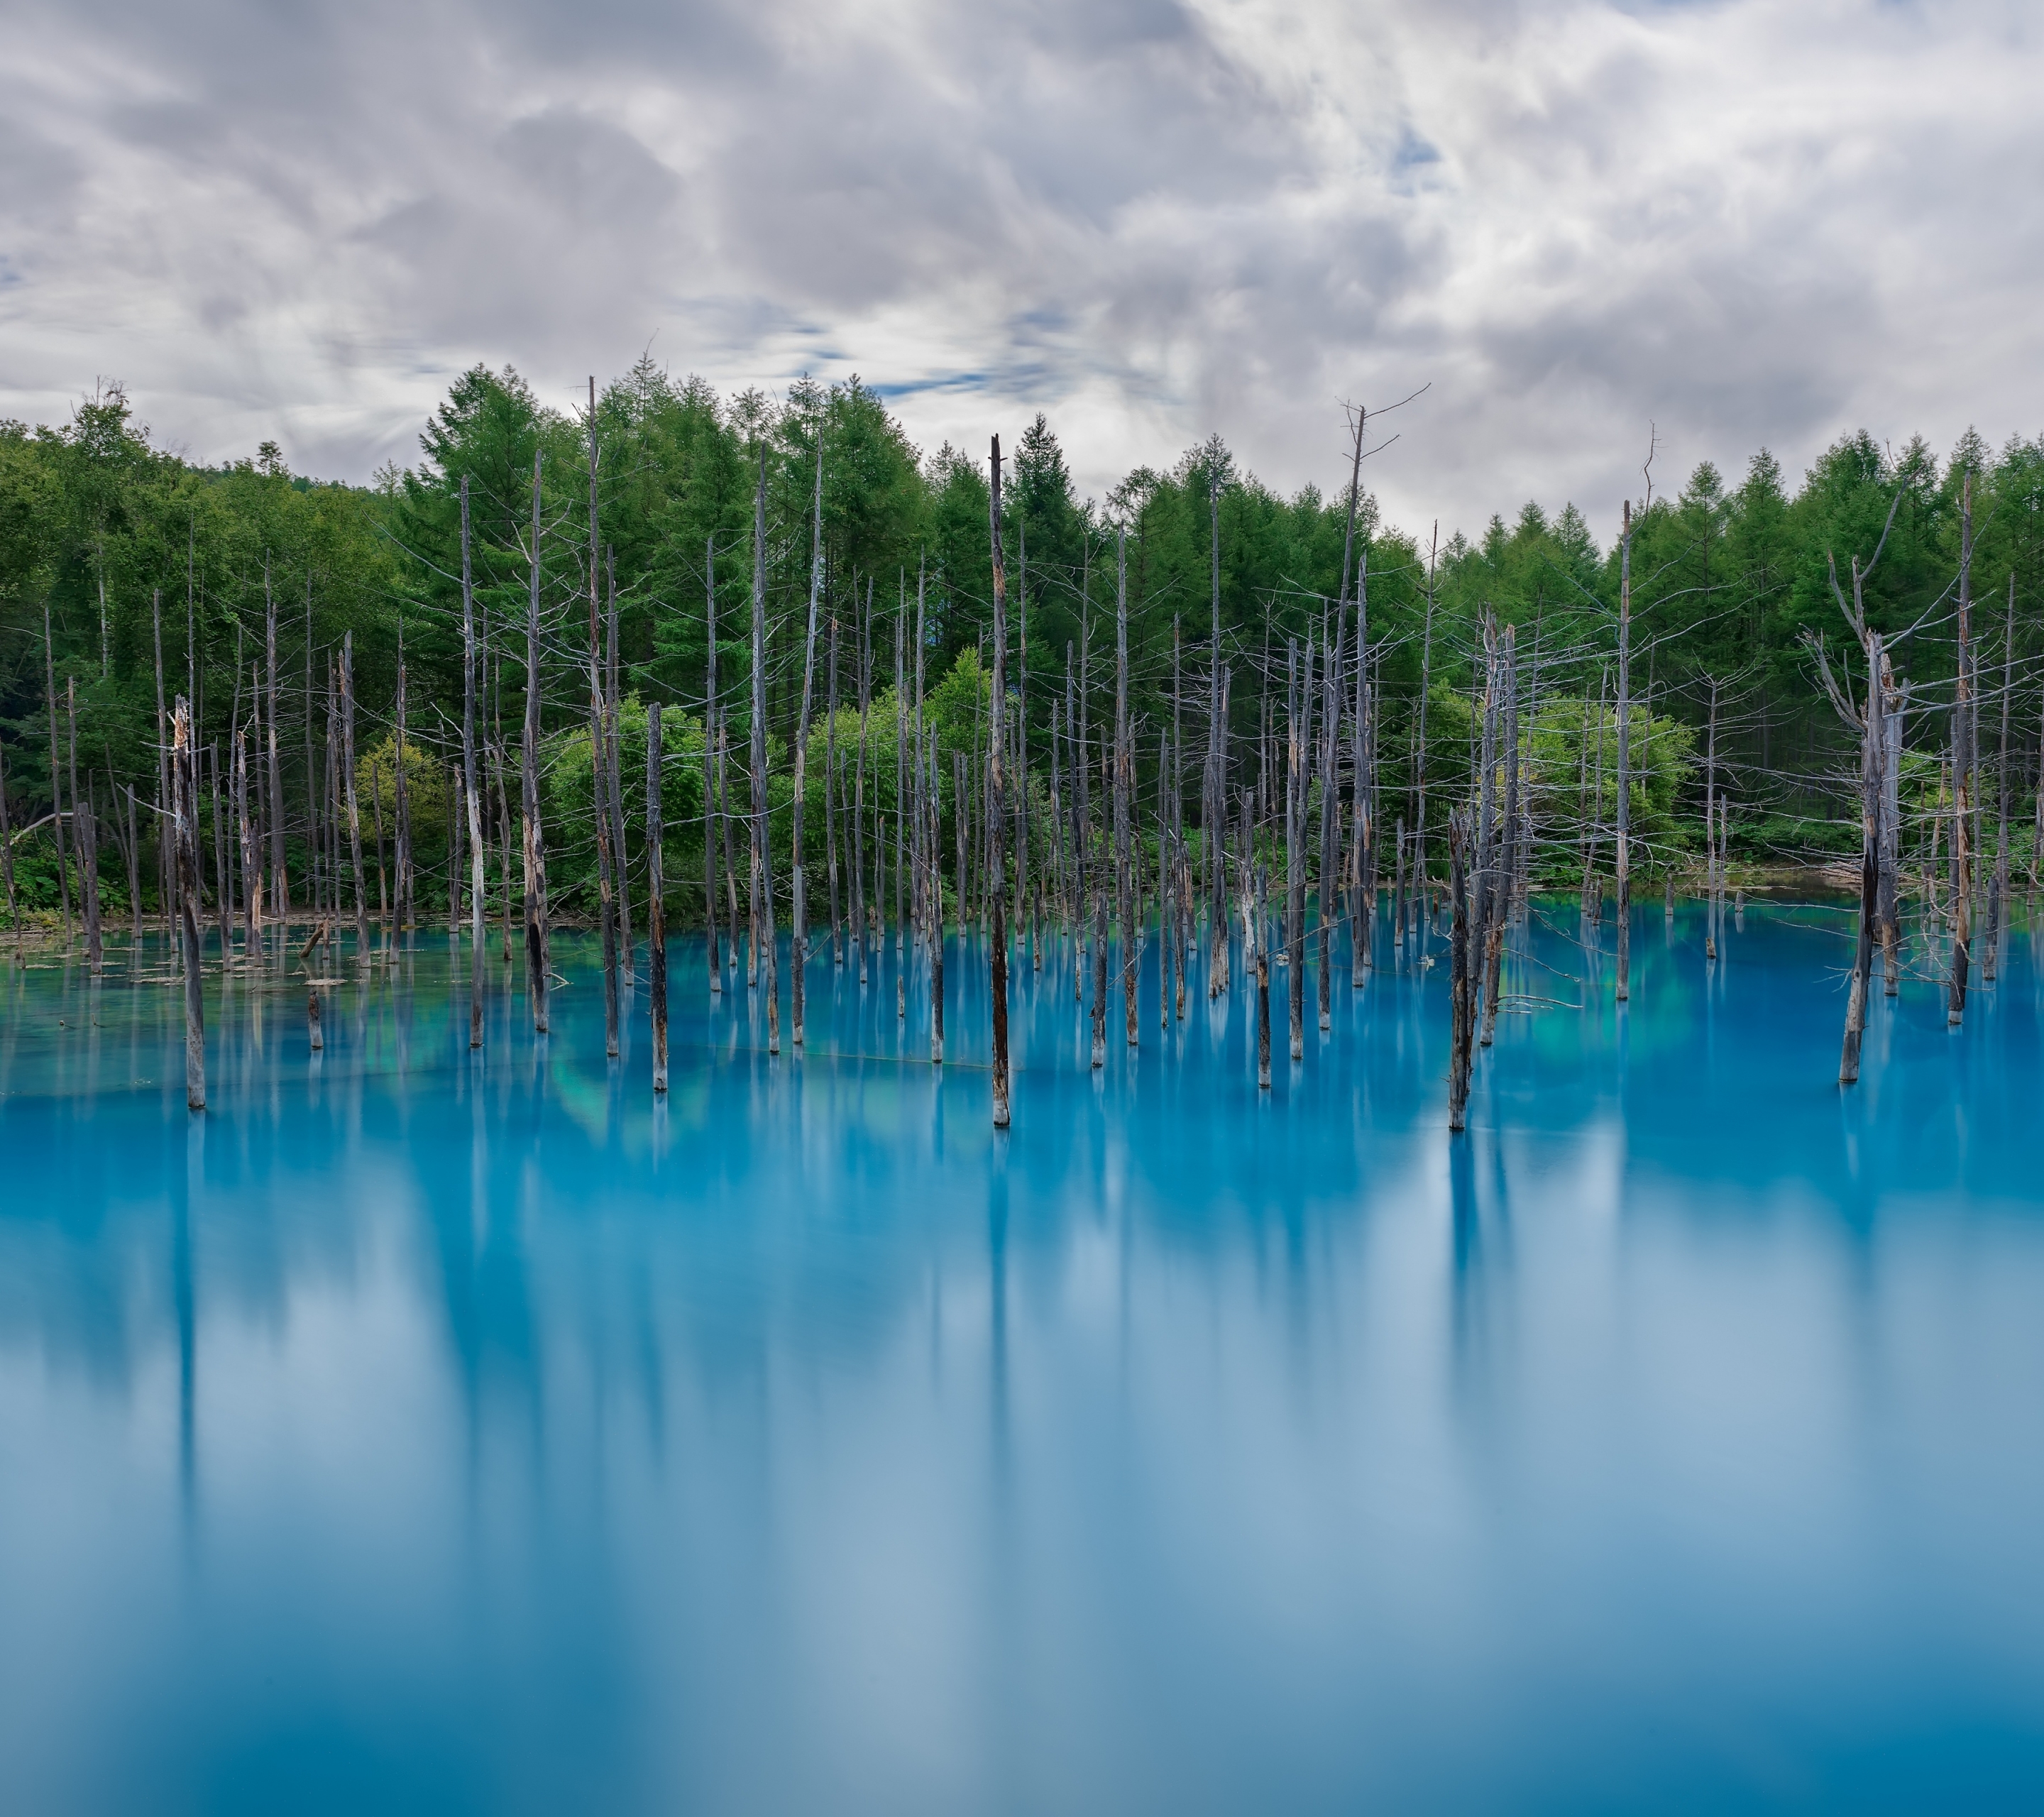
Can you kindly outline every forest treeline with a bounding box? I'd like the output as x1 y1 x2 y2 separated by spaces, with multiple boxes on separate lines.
3 358 2042 924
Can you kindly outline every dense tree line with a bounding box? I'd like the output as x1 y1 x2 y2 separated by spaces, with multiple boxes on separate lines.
4 360 2041 928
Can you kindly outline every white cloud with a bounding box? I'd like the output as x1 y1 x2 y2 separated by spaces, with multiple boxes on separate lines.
1 0 2039 543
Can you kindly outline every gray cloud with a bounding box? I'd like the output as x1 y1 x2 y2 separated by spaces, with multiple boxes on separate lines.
1 0 2039 544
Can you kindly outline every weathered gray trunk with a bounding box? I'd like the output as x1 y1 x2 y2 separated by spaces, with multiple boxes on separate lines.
648 702 667 1093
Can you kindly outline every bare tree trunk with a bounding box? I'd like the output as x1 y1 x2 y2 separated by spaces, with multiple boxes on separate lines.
608 548 632 977
1114 526 1136 1052
988 438 1012 1126
1840 634 1882 1087
1286 637 1307 1061
173 697 205 1110
0 740 17 948
1615 502 1633 1001
48 602 73 943
1948 477 1974 1026
705 538 722 993
1881 674 1903 994
69 681 102 972
1704 676 1719 963
523 449 551 1033
266 563 286 926
1318 610 1336 1029
587 385 620 1058
395 634 412 934
791 442 824 1047
826 603 841 965
1255 845 1272 1090
1985 573 2013 983
340 634 366 955
749 445 779 1054
461 476 485 1047
648 702 667 1092
1412 531 1436 955
1482 625 1518 1048
1448 811 1472 1133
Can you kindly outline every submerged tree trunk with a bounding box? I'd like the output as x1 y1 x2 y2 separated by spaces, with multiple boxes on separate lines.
1448 811 1473 1134
749 445 779 1054
989 437 1012 1127
648 702 668 1094
791 444 823 1048
523 449 551 1034
461 476 485 1048
1948 477 1974 1027
1615 502 1633 1002
173 696 205 1110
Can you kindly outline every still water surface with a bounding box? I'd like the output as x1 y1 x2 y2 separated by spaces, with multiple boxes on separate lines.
3 905 2043 1813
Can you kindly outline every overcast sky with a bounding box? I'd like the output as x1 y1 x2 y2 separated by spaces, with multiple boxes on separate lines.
2 0 2038 544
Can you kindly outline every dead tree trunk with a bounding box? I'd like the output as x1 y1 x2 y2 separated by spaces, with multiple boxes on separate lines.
1115 526 1137 1051
1948 476 1974 1026
705 538 722 993
588 385 620 1059
989 438 1012 1126
648 701 667 1093
791 443 824 1048
173 696 205 1109
461 477 485 1047
1448 811 1472 1133
1615 502 1633 1002
265 564 286 925
749 446 779 1054
523 449 551 1034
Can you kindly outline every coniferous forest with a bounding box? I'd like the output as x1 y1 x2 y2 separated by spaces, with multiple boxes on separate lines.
4 361 2041 1104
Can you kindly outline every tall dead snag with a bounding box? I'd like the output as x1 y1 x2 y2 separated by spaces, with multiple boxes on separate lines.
1948 475 1974 1026
1254 835 1272 1091
1615 502 1634 1002
704 538 722 994
1481 625 1518 1048
0 738 17 946
988 437 1012 1127
1114 525 1136 1050
1412 529 1437 954
608 550 631 979
648 702 667 1093
1879 666 1903 994
394 627 413 928
461 476 484 1048
1286 637 1308 1061
931 731 947 1063
1317 608 1338 1031
1813 487 1903 1083
1333 407 1369 991
1207 479 1229 997
1014 529 1031 975
1703 677 1720 962
791 442 824 1048
1985 574 2013 982
341 632 367 955
827 608 842 964
588 383 620 1060
749 445 779 1054
47 603 73 943
523 448 551 1034
173 696 205 1109
265 563 286 925
69 681 101 972
1447 811 1473 1134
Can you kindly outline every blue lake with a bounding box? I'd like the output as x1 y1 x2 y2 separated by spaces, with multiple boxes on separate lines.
4 904 2044 1813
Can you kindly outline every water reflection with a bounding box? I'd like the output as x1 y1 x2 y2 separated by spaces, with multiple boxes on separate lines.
2 906 2044 1811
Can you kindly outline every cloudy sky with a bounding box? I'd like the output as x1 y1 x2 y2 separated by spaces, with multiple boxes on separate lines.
2 0 2038 542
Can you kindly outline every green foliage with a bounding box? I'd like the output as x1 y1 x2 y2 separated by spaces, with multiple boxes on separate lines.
8 358 2044 906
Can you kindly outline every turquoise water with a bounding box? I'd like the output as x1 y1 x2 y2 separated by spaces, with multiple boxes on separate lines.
4 905 2044 1813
